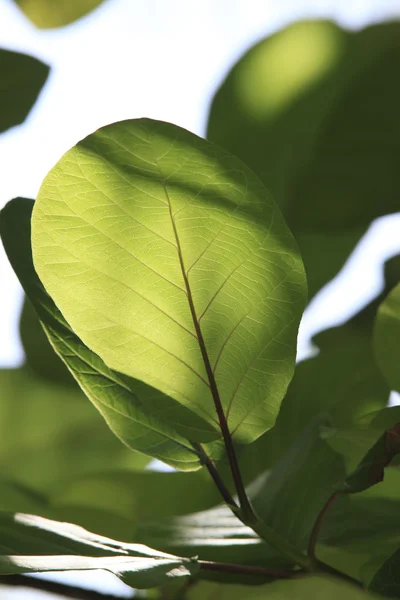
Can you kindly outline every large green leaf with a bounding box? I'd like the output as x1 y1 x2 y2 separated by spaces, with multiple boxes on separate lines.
207 20 400 299
31 118 306 446
374 284 400 393
1 197 216 471
0 512 198 589
13 0 107 28
0 48 49 134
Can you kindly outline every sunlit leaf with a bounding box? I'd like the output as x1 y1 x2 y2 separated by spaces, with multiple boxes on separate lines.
13 0 107 28
31 118 306 446
207 20 400 299
0 48 49 134
0 512 198 589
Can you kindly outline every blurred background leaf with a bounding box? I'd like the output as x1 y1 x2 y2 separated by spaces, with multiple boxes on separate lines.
12 0 108 28
374 283 400 394
186 574 369 599
0 366 148 493
207 20 400 300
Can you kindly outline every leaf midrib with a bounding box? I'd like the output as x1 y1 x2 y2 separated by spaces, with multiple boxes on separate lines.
159 174 228 441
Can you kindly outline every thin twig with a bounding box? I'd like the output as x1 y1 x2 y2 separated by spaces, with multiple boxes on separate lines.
308 492 337 560
0 574 130 599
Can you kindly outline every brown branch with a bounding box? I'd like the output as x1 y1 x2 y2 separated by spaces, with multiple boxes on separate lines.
199 559 303 580
0 574 130 600
308 492 337 561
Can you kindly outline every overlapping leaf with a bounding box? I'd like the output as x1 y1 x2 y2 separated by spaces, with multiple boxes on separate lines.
0 48 49 134
1 198 216 471
13 0 107 28
0 512 198 589
207 20 400 299
31 118 306 445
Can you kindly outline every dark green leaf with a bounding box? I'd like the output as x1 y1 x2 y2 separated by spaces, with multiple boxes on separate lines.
0 48 49 134
319 469 400 581
19 297 74 384
369 548 400 597
13 0 107 28
0 512 198 589
31 118 306 446
250 420 345 551
207 20 400 299
374 283 400 393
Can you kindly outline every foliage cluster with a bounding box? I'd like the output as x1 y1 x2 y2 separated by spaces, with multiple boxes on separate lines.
1 4 400 599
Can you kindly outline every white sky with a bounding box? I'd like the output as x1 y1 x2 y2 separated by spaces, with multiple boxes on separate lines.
1 0 400 597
